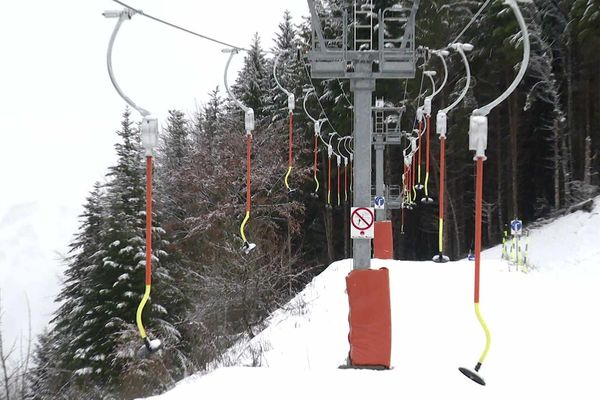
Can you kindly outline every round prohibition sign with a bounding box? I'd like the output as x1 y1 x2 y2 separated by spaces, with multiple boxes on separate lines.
351 207 374 232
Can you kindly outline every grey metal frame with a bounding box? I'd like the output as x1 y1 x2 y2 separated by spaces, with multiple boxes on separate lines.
306 0 420 270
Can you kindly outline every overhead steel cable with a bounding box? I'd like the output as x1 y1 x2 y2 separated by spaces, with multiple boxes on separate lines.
449 0 493 46
337 78 353 109
111 0 252 52
302 60 346 136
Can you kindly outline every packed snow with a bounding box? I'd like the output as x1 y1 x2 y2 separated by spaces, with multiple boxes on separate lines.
142 197 600 400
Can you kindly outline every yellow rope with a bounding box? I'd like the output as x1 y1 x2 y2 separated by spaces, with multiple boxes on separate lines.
475 303 491 364
240 211 250 242
284 166 292 191
439 218 444 253
424 171 430 197
136 284 151 339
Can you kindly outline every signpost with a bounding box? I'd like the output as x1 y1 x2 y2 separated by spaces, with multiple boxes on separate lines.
351 207 375 239
510 219 523 271
374 196 385 210
510 219 523 236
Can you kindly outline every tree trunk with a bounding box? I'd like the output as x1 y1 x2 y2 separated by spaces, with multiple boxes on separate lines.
507 78 519 218
321 151 335 264
565 38 575 182
554 119 561 210
584 136 592 185
582 84 591 180
560 122 572 204
496 114 504 236
447 186 461 259
486 203 493 246
287 220 292 262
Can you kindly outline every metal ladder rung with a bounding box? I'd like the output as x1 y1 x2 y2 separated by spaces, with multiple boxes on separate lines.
355 24 374 28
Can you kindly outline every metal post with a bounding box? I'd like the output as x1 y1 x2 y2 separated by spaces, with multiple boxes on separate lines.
375 141 385 221
515 234 520 272
351 63 375 270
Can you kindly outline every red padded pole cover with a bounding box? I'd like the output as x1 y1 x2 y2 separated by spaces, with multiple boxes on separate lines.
346 268 392 368
374 221 394 260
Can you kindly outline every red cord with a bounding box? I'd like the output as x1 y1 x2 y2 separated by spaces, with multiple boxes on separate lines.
403 163 408 199
411 154 416 193
337 163 341 205
349 160 353 193
145 156 153 285
344 165 348 202
425 116 431 176
439 137 446 222
328 156 332 202
417 120 423 177
288 112 293 167
474 157 484 303
313 135 318 180
246 134 252 213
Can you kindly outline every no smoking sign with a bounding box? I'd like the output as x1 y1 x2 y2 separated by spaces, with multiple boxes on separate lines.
350 207 375 239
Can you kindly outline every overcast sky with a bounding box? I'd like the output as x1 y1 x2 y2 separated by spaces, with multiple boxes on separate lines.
0 0 308 351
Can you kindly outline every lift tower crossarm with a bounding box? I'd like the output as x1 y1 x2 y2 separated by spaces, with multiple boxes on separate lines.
307 0 329 52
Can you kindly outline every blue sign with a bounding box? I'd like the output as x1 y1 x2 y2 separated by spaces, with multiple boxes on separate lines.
374 196 385 209
510 219 523 235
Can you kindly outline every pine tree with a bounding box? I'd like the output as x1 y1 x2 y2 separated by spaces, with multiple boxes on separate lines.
194 87 224 147
26 329 61 400
156 109 192 236
50 182 106 380
270 11 305 120
46 109 188 398
232 33 273 121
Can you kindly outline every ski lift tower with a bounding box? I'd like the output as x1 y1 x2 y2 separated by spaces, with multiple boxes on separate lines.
307 0 420 270
372 98 406 221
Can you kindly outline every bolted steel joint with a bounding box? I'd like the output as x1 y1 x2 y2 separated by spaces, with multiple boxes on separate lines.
469 115 488 161
103 9 136 19
437 111 447 138
244 109 255 135
141 117 159 156
424 97 432 116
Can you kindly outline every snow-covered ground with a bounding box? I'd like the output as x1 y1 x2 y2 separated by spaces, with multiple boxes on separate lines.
142 197 600 400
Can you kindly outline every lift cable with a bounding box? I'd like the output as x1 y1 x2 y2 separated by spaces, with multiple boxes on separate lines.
302 60 346 137
448 0 493 46
111 0 252 52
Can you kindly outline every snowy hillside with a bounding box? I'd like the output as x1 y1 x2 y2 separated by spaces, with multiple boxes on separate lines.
142 197 600 400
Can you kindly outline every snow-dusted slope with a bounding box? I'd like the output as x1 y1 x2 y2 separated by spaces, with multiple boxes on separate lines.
142 197 600 400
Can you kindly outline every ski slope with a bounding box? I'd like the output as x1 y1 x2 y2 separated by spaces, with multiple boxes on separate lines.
142 197 600 400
